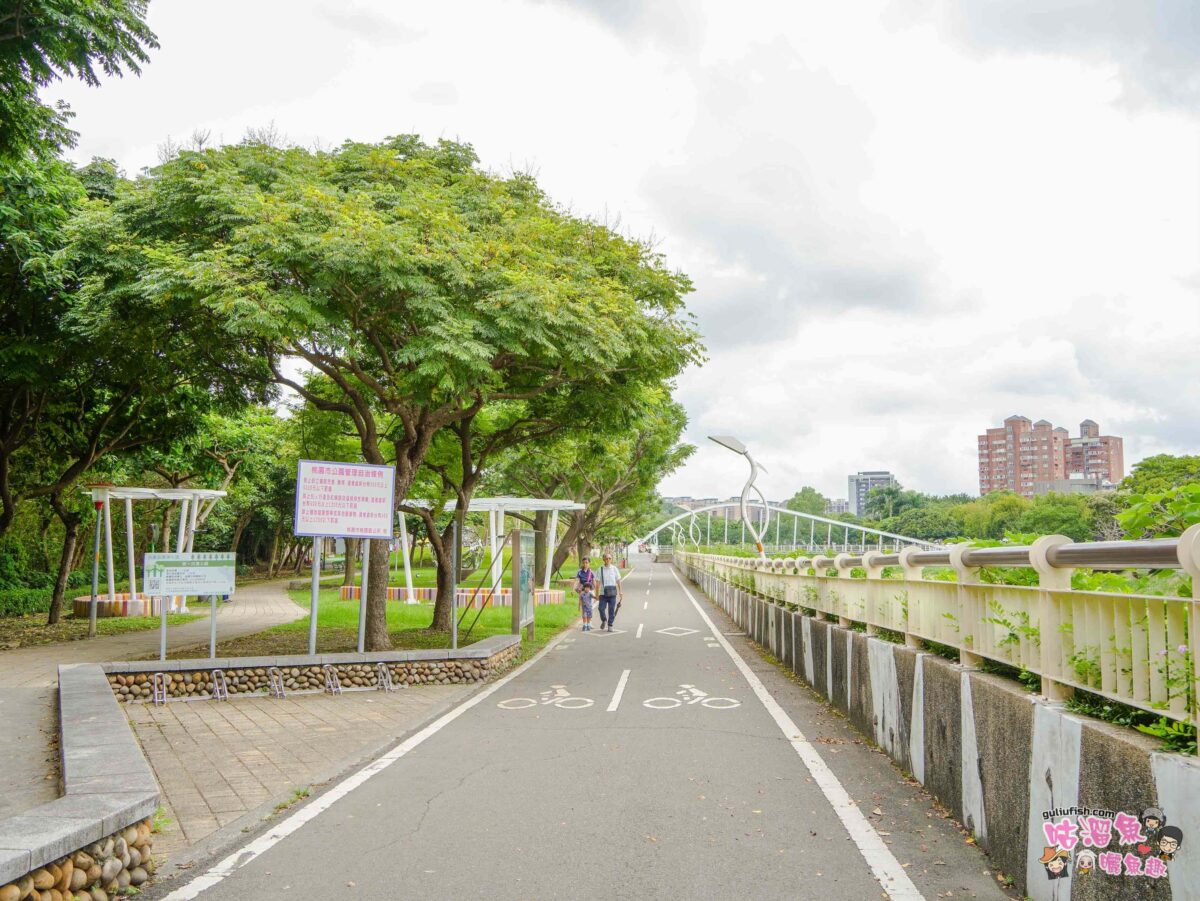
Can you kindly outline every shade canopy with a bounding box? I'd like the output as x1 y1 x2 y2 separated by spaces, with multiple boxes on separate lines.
85 486 227 502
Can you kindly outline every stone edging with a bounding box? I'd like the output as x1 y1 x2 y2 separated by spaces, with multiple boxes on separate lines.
104 634 522 702
0 664 159 886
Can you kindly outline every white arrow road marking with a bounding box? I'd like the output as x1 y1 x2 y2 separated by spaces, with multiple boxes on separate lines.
669 568 921 901
607 669 631 712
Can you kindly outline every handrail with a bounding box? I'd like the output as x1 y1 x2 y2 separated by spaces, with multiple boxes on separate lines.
725 536 1196 573
676 524 1200 735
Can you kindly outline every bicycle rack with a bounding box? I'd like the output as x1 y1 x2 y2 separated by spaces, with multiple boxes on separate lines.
323 664 342 695
376 662 396 692
151 673 169 706
211 669 229 701
267 667 286 699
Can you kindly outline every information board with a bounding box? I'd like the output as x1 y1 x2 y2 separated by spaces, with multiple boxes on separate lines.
512 529 536 634
293 459 395 539
144 553 236 596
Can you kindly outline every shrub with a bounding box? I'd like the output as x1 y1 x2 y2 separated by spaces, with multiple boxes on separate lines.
0 588 53 617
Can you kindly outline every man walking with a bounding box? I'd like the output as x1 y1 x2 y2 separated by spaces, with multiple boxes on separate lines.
597 553 623 632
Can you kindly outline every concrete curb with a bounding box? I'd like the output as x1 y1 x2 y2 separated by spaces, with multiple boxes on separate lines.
0 663 159 884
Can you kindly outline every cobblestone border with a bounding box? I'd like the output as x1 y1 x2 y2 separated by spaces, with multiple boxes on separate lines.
103 635 521 702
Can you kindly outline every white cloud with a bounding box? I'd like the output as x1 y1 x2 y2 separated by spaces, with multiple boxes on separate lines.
44 0 1200 501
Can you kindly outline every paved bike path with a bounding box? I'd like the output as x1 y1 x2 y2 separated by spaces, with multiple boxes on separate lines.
156 558 1007 900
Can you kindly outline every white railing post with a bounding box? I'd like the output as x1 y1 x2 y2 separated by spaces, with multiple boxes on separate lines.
948 544 983 668
897 546 924 649
861 550 883 636
1178 524 1200 732
1029 535 1074 702
833 553 853 627
811 555 833 620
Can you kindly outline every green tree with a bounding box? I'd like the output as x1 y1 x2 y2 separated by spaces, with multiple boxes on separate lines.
785 486 827 516
954 492 1031 540
0 0 157 160
1121 455 1200 495
113 137 701 644
878 507 964 542
1118 484 1200 538
1014 493 1094 541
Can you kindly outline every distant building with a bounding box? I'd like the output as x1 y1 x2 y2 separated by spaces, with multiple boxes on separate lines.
977 416 1124 498
826 498 850 514
847 471 896 516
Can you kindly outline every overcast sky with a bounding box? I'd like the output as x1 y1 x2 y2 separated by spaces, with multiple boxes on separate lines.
48 0 1200 503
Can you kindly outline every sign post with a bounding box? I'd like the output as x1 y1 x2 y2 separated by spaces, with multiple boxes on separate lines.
511 529 536 641
144 552 236 661
293 460 395 655
357 539 370 653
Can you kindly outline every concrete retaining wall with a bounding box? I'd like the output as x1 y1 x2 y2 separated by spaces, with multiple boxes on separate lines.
680 562 1200 901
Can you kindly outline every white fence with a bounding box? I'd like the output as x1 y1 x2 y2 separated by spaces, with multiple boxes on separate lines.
677 524 1200 730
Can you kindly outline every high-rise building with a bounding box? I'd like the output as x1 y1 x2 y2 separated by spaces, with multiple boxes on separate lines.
977 416 1123 498
847 471 896 516
826 498 850 514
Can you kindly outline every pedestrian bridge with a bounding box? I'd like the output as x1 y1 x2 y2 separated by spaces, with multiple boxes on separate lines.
636 499 940 553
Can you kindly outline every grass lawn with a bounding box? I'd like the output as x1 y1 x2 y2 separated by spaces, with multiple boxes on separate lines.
160 585 581 661
0 612 201 650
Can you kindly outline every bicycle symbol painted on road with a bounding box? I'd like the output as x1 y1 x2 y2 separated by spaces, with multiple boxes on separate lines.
643 684 740 710
497 684 594 710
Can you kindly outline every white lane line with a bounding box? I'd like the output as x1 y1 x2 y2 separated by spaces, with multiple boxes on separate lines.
161 629 575 901
669 568 922 901
636 623 644 638
607 669 631 712
643 601 648 610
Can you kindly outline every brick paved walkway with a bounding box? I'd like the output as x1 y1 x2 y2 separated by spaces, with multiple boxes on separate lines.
0 579 305 818
127 684 473 861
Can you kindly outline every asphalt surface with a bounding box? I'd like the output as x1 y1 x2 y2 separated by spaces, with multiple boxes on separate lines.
155 556 1012 900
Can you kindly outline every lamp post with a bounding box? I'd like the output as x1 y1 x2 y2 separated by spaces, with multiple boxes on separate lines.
709 435 769 559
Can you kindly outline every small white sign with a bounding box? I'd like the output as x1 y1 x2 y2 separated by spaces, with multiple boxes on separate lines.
294 459 395 539
144 553 236 596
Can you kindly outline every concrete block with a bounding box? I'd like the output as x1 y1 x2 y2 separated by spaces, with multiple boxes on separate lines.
921 654 963 820
0 814 103 872
65 768 157 796
0 847 32 886
19 792 157 841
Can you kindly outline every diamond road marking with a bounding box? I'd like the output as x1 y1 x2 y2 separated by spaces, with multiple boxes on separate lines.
656 627 699 637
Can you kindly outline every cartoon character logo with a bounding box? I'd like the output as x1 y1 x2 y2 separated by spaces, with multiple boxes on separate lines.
1040 846 1071 880
1075 849 1096 875
1157 826 1183 861
1141 807 1165 840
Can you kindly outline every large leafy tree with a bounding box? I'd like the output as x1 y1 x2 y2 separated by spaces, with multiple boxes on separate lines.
1121 455 1200 495
785 486 828 516
496 390 693 571
111 137 700 646
0 0 157 160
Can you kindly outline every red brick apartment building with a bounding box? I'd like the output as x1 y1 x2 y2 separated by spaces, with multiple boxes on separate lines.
977 416 1124 498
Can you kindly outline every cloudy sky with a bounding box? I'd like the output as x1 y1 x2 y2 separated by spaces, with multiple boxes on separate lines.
48 0 1200 503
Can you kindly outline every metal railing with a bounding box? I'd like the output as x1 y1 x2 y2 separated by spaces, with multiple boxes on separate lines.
677 524 1200 731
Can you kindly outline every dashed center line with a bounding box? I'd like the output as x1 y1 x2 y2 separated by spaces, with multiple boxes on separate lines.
606 669 631 712
636 623 644 638
643 601 648 610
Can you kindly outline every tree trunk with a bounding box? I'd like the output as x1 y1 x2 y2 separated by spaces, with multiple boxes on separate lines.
342 538 359 587
267 522 283 577
229 510 253 558
47 514 80 625
430 527 455 632
363 537 392 650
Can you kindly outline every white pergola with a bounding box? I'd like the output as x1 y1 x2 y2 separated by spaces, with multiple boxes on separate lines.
403 497 584 598
84 486 227 612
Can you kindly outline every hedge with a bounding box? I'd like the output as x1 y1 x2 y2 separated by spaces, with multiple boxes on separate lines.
0 588 53 617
